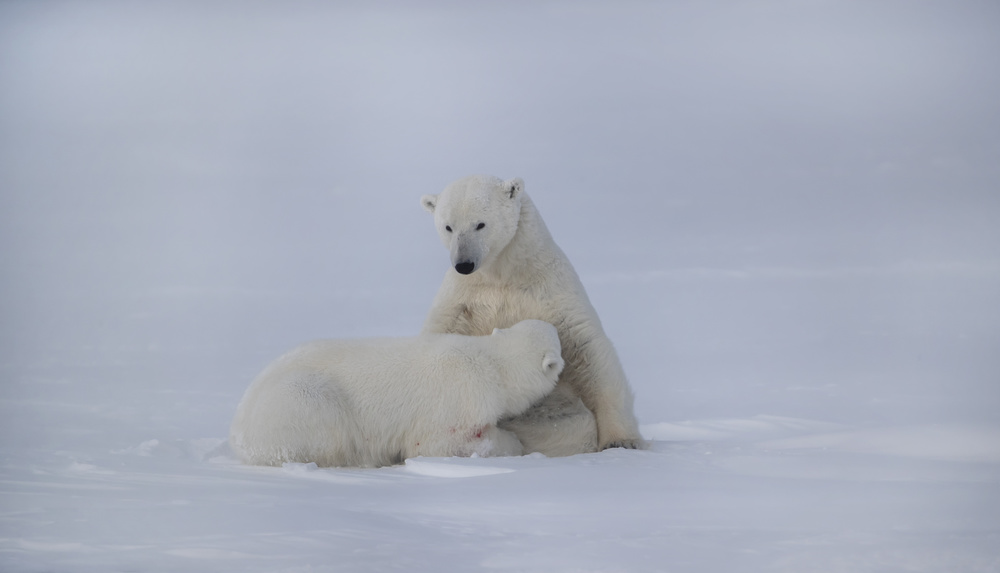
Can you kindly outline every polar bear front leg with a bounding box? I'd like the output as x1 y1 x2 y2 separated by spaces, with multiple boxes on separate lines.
571 334 645 451
422 299 478 336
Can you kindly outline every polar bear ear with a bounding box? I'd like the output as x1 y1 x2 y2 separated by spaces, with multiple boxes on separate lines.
421 194 438 213
542 351 564 376
503 178 524 200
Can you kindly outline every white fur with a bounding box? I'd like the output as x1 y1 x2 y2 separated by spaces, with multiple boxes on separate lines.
421 175 644 455
229 319 564 468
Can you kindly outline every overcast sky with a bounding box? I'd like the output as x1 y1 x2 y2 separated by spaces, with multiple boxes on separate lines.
1 1 998 426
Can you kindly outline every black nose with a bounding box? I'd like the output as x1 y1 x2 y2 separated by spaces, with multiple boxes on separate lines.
455 262 475 275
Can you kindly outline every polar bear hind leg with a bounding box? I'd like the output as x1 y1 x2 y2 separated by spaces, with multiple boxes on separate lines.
498 383 598 457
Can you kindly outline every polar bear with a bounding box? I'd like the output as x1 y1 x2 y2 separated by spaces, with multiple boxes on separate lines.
229 319 564 468
420 175 644 456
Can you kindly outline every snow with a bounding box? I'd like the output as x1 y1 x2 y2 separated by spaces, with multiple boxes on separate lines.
402 459 518 479
2 1 999 571
3 425 999 572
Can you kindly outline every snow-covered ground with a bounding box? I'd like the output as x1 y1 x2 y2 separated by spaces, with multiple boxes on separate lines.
2 2 999 571
3 420 1000 573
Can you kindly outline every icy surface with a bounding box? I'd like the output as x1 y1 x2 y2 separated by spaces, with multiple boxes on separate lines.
2 1 999 572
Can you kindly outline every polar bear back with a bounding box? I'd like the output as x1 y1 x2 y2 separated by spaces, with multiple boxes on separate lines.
229 321 563 467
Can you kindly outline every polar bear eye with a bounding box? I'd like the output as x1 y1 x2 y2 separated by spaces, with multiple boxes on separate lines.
445 225 452 233
476 223 486 230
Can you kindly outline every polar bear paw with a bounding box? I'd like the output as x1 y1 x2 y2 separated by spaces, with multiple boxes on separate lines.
601 438 645 451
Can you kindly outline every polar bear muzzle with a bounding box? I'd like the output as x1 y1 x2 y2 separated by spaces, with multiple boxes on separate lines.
452 233 486 275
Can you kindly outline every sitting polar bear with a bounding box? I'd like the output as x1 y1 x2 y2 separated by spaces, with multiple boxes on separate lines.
229 319 564 468
421 175 644 455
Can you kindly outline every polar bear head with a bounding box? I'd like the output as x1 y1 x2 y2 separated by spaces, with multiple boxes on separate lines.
421 175 524 275
490 319 564 413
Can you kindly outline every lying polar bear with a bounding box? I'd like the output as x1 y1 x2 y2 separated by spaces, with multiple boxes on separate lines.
229 319 564 468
